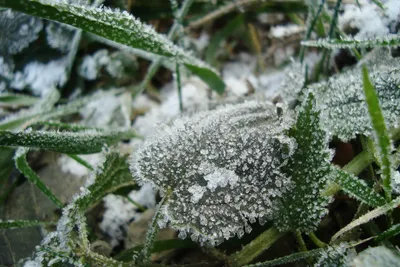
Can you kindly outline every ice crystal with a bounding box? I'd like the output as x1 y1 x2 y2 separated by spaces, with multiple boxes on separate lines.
314 243 356 267
309 50 400 141
351 246 400 267
273 94 333 233
0 10 43 55
131 101 296 245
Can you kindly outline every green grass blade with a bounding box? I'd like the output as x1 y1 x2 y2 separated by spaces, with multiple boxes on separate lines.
301 35 400 49
330 167 386 207
67 154 94 171
0 0 225 94
0 219 55 229
331 196 400 242
14 149 63 208
374 223 400 243
0 128 137 154
229 226 285 266
362 65 393 202
0 93 39 107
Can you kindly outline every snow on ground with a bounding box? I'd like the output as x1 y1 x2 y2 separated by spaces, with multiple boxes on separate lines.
100 184 156 247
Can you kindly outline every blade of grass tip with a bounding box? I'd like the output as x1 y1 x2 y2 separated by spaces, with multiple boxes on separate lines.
67 154 94 171
14 148 63 208
374 223 400 243
0 219 56 229
229 226 285 266
362 65 393 202
331 196 400 242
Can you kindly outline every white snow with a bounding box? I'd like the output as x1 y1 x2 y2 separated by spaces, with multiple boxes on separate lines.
10 58 68 96
270 24 304 39
100 184 155 247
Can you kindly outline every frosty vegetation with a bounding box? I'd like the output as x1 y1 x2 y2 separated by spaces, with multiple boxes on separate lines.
0 0 400 266
131 101 296 245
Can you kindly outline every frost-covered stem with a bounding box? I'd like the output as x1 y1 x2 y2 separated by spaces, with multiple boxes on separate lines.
139 193 170 264
133 0 195 96
308 232 327 248
294 231 308 252
229 226 285 266
176 61 183 112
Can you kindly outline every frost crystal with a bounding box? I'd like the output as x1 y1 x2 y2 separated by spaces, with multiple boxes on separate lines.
351 246 400 267
314 243 356 267
309 51 400 141
273 94 333 233
0 10 43 55
131 101 296 245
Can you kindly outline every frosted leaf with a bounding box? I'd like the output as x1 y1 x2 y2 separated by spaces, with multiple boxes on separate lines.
273 94 333 233
351 246 400 267
309 51 400 141
314 243 356 267
392 170 400 195
46 22 76 52
10 58 68 96
131 100 296 245
0 10 43 55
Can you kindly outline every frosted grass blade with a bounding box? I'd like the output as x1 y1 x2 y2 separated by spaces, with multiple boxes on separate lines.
301 35 400 49
0 0 225 93
0 128 137 154
331 167 385 208
331 196 400 242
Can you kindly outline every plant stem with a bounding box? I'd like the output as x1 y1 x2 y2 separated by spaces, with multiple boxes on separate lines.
229 226 285 266
294 231 308 252
308 232 327 248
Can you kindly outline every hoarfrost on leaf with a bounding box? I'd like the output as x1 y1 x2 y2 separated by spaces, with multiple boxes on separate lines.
308 50 400 141
273 94 333 233
314 243 356 267
351 246 400 267
131 100 296 245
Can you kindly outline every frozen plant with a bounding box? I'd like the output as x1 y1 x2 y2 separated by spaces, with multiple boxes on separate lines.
131 100 296 245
